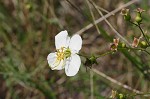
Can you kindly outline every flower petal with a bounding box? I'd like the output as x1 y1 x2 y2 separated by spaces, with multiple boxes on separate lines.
69 34 82 53
65 54 81 76
47 53 65 70
55 30 70 49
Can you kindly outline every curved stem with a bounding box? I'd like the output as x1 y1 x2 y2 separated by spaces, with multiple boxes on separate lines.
129 21 150 46
138 25 150 46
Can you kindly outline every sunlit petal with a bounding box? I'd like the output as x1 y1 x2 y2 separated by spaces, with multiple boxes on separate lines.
65 54 81 76
47 53 65 70
55 30 70 49
52 60 65 70
69 34 82 53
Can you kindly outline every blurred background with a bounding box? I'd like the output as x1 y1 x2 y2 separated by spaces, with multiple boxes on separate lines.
0 0 150 99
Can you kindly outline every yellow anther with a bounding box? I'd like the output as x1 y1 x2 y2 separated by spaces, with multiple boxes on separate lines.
52 47 71 69
56 47 66 61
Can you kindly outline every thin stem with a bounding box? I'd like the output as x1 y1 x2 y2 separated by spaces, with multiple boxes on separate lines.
78 51 113 59
118 47 150 56
126 92 150 98
96 51 113 58
95 5 114 15
129 21 150 46
92 69 143 94
138 25 150 46
86 0 101 34
129 21 138 26
133 92 150 97
89 0 131 46
90 68 94 99
66 0 89 21
144 50 150 55
77 53 89 58
76 0 139 35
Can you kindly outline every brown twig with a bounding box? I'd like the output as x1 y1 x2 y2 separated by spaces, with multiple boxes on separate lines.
85 0 101 34
89 0 131 46
92 69 143 94
75 0 139 35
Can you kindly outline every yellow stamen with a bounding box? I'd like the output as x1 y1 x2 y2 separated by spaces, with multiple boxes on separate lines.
52 47 67 69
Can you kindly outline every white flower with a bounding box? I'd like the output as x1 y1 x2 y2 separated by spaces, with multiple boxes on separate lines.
47 30 82 76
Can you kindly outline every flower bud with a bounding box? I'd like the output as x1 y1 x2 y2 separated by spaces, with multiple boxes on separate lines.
113 38 119 46
134 8 145 24
118 94 125 99
135 13 142 24
84 55 98 68
132 37 140 47
118 42 126 48
136 8 145 14
139 41 148 49
110 38 120 51
120 43 126 48
26 4 31 10
121 43 126 48
121 8 131 21
121 9 129 16
110 90 117 98
110 43 117 51
90 55 98 65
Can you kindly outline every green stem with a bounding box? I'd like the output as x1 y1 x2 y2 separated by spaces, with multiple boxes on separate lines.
129 21 150 46
138 24 150 46
77 53 89 58
96 51 113 58
78 51 113 59
118 47 150 55
134 92 150 96
128 92 150 98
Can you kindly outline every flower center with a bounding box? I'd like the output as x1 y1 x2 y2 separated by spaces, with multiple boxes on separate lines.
56 47 71 61
52 47 71 69
56 47 65 61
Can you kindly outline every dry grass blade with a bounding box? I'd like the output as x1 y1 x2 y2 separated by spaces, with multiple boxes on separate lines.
92 69 143 94
76 0 139 35
89 0 131 46
85 0 101 34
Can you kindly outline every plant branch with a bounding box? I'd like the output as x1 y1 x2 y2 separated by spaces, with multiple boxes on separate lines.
90 68 94 99
96 51 113 59
75 0 139 35
138 25 150 46
118 47 150 56
92 69 143 94
129 21 150 46
89 0 131 46
85 0 101 34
